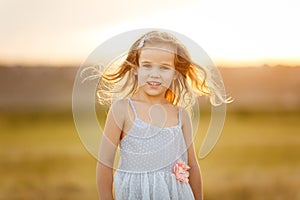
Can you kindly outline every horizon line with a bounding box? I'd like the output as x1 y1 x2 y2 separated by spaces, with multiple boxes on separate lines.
1 61 300 68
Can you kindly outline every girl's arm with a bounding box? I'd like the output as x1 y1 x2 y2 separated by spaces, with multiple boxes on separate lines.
181 108 203 200
96 100 125 200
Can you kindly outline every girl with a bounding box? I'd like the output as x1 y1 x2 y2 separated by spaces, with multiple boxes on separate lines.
95 30 230 200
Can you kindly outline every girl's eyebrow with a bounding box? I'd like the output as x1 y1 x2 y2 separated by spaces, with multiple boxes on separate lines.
160 62 173 67
140 60 173 66
140 60 151 64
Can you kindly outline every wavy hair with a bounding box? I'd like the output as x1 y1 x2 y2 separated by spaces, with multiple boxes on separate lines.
83 30 232 107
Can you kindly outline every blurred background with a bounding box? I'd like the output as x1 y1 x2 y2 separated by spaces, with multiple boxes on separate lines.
0 0 299 199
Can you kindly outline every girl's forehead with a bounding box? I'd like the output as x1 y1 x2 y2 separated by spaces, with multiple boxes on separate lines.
142 42 176 53
139 47 175 65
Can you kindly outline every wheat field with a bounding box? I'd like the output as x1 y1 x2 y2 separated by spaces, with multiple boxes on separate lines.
0 111 299 200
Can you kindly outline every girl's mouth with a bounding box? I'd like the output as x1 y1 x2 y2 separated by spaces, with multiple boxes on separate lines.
147 81 162 86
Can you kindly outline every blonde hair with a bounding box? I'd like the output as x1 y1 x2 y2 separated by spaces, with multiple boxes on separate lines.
90 30 231 107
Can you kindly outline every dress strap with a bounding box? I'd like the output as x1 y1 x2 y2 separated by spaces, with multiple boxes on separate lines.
128 98 138 119
178 107 182 127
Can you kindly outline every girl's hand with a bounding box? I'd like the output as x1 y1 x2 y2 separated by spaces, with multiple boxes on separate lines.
181 108 203 200
96 99 126 200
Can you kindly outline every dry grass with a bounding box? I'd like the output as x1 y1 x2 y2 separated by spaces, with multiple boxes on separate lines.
0 111 299 199
198 111 300 200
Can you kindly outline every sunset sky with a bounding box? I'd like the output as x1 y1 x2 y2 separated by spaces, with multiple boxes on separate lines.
0 0 299 67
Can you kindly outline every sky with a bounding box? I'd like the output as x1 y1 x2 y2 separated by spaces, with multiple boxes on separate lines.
0 0 299 67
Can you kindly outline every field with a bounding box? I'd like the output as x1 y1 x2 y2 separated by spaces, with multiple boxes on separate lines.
0 111 299 200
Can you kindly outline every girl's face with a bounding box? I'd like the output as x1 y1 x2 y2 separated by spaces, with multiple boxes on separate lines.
137 44 177 98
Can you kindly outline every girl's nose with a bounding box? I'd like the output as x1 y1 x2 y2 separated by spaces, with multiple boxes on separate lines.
149 67 160 77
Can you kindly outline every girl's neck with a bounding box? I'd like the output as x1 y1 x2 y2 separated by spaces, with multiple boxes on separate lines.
131 93 170 105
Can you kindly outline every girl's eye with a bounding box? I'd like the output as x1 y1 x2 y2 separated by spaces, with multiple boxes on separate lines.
160 66 171 70
142 64 152 68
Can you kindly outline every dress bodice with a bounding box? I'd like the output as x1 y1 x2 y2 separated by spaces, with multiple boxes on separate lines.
117 98 188 173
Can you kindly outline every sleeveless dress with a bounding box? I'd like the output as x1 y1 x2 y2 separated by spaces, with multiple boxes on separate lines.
113 98 195 200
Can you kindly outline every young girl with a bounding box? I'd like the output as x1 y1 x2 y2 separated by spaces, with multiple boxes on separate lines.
95 30 230 200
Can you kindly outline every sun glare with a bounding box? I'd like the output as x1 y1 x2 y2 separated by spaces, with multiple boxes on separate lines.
0 0 299 67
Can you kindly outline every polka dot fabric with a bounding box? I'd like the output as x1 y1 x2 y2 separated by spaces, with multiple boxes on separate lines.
113 98 195 200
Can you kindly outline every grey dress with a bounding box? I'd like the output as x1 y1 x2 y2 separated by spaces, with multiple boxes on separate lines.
113 98 195 200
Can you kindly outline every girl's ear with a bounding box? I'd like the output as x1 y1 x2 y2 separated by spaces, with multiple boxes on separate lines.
173 71 179 80
132 67 138 75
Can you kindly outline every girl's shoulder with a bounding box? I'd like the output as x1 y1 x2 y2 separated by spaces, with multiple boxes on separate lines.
108 99 133 130
176 105 187 114
110 98 129 113
111 98 128 107
177 106 191 124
